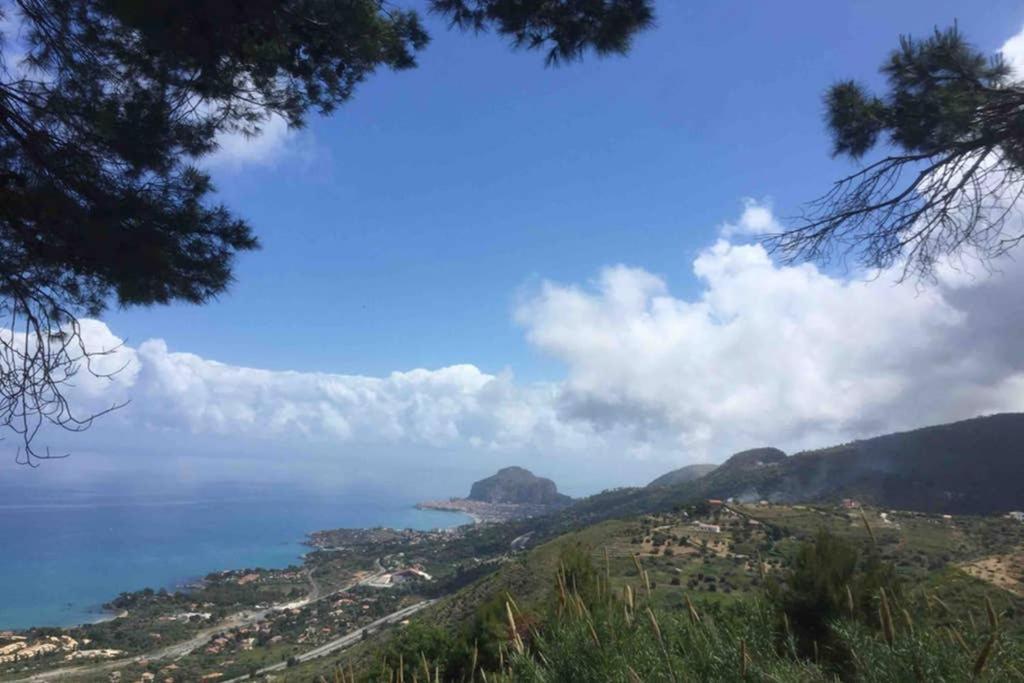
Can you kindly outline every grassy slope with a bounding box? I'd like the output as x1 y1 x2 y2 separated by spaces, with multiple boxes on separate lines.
292 501 1024 680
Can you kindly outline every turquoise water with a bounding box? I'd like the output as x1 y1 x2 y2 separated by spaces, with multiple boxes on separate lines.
0 487 468 630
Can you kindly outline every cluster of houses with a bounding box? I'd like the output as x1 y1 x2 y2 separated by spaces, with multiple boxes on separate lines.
0 633 123 664
0 635 76 664
1007 511 1024 522
204 619 279 656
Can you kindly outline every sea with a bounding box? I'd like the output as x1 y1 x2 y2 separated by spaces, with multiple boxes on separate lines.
0 485 469 630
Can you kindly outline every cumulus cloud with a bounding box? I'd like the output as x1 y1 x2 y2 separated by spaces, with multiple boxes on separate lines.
718 198 782 238
516 205 1024 462
56 327 589 456
1001 24 1024 79
11 202 1024 491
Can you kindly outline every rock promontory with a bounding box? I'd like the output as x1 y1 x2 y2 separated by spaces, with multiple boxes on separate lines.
467 466 571 506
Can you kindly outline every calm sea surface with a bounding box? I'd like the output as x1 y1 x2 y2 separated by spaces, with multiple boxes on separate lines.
0 487 468 630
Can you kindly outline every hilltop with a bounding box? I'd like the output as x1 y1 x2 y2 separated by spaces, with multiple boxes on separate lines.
418 466 571 523
590 413 1024 523
684 413 1024 514
647 463 717 488
501 413 1024 536
468 466 571 506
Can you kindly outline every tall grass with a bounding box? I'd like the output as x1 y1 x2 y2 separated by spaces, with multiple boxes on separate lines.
351 535 1024 682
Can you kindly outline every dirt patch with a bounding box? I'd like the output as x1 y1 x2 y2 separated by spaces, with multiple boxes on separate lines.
959 551 1024 597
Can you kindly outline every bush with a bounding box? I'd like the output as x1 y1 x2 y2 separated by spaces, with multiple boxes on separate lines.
767 529 901 668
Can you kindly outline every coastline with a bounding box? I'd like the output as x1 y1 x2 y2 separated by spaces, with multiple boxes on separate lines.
415 501 483 525
415 498 563 524
86 610 128 627
1 500 469 632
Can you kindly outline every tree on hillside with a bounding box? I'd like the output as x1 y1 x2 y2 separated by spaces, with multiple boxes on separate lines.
769 26 1024 280
0 0 655 464
768 529 900 666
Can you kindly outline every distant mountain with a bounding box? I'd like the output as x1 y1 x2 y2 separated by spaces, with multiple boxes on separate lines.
647 463 718 488
637 414 1024 515
719 447 787 470
468 467 572 506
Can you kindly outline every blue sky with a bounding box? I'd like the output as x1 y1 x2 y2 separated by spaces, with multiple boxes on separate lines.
10 1 1024 495
102 0 1024 379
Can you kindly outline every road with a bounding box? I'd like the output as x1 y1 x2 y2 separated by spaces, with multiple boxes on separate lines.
11 567 387 682
222 600 435 682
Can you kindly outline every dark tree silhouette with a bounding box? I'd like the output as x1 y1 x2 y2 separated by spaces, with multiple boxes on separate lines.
0 0 655 464
432 0 654 65
769 26 1024 279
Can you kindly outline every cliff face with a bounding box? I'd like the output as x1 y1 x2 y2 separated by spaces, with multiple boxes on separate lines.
467 467 571 505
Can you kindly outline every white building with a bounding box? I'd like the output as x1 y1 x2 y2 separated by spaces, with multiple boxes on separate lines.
389 568 433 584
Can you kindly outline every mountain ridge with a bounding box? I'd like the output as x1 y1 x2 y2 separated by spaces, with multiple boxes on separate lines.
647 463 718 488
652 413 1024 514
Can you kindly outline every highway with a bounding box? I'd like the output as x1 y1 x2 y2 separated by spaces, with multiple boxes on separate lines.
222 600 435 682
12 567 389 682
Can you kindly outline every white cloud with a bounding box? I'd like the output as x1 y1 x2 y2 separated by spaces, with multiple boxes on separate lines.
9 202 1024 491
516 209 1024 462
206 114 299 169
718 198 782 238
1001 24 1024 79
54 328 589 457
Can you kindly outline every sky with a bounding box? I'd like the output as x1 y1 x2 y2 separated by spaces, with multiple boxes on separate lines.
6 0 1024 498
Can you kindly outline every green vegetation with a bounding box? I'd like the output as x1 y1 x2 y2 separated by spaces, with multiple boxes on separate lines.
8 497 1024 682
356 527 1024 682
647 463 718 488
8 415 1024 681
552 413 1024 521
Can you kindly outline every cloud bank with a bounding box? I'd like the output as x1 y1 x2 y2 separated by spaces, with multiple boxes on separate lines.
28 198 1024 492
64 327 585 455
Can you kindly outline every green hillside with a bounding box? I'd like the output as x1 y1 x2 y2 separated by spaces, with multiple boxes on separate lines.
574 414 1024 526
309 500 1024 682
297 413 1024 680
684 413 1024 514
646 463 717 488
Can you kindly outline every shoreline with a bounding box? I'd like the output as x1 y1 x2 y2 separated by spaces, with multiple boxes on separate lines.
416 498 564 524
3 504 469 633
415 502 483 525
85 609 128 627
